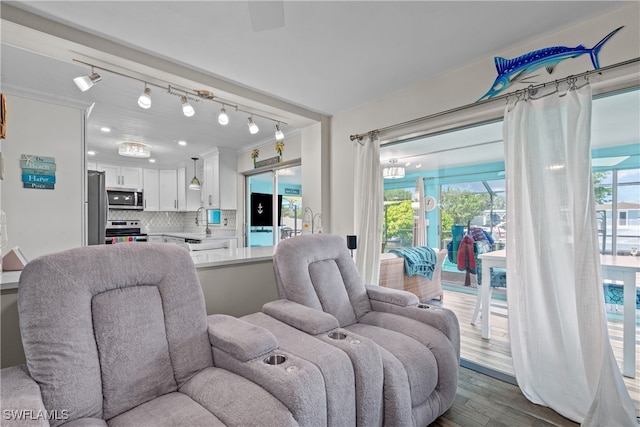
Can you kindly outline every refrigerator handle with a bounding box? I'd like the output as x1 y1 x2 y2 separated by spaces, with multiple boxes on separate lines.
104 190 109 229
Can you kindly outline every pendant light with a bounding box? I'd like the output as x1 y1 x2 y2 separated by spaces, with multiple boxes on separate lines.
189 157 202 190
383 159 405 179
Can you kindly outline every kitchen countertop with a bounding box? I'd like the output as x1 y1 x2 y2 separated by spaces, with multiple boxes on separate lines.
190 246 275 268
147 231 237 241
1 271 22 291
0 245 275 290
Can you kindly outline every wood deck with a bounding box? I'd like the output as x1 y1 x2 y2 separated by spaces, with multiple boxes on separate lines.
434 286 640 423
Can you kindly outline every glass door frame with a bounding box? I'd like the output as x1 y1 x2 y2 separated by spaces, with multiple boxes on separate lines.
243 160 301 247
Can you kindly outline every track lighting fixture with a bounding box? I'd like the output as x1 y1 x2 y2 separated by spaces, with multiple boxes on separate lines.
274 123 284 141
73 68 102 92
71 59 289 131
218 106 229 125
189 157 202 190
181 96 195 117
138 86 151 109
247 116 259 134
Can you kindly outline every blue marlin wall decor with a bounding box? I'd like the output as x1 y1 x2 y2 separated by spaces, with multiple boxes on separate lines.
477 26 624 101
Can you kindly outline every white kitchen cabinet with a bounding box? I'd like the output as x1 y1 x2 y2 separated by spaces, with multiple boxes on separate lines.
177 166 187 211
163 236 185 244
177 166 200 211
202 148 237 209
159 169 178 211
143 169 159 211
96 163 143 189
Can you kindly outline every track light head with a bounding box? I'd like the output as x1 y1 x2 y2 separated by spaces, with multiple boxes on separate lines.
138 87 151 109
181 96 195 117
247 116 259 134
218 107 229 125
73 70 102 92
275 123 284 141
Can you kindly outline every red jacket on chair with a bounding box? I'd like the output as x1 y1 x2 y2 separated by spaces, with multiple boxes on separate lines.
457 234 476 272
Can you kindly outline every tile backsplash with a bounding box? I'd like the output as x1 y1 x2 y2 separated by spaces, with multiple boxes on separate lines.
109 209 237 232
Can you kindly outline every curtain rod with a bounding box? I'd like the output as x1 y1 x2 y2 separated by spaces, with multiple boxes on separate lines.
349 57 640 143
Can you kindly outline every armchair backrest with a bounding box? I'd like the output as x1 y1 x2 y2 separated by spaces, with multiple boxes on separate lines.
18 243 213 424
273 234 372 327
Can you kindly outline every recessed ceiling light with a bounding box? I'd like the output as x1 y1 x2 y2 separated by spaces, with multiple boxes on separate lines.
87 150 96 156
415 163 422 168
177 140 187 146
149 158 156 163
100 127 111 133
405 162 411 167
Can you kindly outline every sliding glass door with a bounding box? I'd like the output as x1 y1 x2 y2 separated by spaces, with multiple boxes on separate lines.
245 165 302 247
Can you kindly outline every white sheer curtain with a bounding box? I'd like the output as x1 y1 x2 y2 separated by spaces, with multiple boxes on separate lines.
413 177 426 247
504 84 635 425
354 133 383 285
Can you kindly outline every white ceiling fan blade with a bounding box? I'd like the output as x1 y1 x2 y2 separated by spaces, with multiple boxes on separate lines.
248 1 285 32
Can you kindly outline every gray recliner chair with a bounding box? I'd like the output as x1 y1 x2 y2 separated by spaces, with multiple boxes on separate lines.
266 234 460 426
0 244 331 427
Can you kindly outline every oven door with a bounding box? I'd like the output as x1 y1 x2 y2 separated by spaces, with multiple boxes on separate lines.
107 189 143 210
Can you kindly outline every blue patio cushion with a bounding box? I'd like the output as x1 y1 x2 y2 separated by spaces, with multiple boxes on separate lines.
603 283 640 308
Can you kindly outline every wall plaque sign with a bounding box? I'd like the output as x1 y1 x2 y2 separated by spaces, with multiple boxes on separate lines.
21 154 56 190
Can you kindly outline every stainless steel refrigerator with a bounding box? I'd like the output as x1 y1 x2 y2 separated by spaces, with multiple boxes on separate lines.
87 170 107 245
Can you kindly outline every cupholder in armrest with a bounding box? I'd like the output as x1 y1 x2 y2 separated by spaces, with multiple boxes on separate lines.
417 304 430 309
264 354 287 365
328 331 347 340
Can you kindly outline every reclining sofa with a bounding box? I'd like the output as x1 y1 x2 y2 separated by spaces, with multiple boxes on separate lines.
1 236 460 426
0 244 344 426
268 234 460 426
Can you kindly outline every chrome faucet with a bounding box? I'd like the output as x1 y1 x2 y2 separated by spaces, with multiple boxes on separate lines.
195 207 212 236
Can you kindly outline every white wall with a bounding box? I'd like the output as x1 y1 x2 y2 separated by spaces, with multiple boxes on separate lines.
237 131 302 173
329 3 640 239
1 94 84 260
301 122 323 224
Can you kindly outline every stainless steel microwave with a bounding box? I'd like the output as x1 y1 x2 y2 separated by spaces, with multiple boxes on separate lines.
106 188 143 210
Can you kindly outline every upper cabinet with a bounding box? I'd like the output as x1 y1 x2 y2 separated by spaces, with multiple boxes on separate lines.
202 149 237 210
158 169 178 211
143 169 160 211
96 163 143 189
177 166 200 211
90 162 203 212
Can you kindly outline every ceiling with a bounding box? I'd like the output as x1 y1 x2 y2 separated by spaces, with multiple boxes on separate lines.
0 1 632 169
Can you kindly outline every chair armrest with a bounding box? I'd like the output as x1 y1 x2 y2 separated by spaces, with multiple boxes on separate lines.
262 300 339 335
369 300 460 359
207 314 278 362
365 284 419 307
0 365 50 427
212 347 327 426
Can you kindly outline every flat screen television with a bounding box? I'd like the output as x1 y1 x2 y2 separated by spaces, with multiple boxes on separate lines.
250 193 282 227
